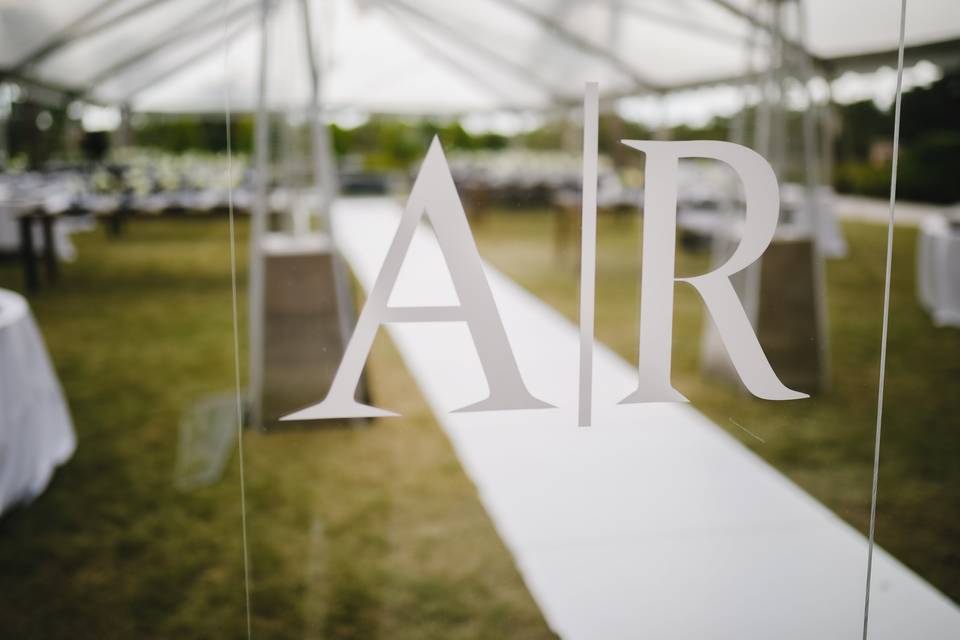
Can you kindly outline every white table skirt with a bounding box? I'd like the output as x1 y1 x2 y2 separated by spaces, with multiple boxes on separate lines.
917 215 960 328
0 288 75 516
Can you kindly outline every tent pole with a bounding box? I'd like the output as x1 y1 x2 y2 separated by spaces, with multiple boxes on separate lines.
249 0 271 428
746 1 777 327
771 1 787 178
798 0 823 238
654 93 671 140
60 104 80 161
299 0 356 367
0 83 10 167
299 0 337 231
734 0 763 148
0 114 7 168
797 0 832 388
821 78 837 188
116 104 133 148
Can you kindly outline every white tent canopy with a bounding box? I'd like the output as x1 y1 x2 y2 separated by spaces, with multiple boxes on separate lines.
0 0 958 115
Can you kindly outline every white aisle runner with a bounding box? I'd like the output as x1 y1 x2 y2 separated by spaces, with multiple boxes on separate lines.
331 197 960 639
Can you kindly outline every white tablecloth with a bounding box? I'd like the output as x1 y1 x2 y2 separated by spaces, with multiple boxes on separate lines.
917 214 960 328
0 288 75 515
0 177 94 260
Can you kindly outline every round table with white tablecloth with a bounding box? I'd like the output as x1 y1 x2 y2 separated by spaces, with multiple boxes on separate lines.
917 214 960 328
0 288 75 516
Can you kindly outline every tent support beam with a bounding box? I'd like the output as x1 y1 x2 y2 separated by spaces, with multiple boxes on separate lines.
10 0 128 71
383 0 568 102
619 1 745 47
83 0 250 91
381 5 528 104
707 0 810 62
488 0 665 92
299 0 357 371
0 70 100 107
117 16 259 103
12 0 182 74
0 96 8 166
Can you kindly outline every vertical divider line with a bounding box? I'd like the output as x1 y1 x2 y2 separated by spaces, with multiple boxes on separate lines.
862 1 907 638
221 0 252 637
578 82 599 427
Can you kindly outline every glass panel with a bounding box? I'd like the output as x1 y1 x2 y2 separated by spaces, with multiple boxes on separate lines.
1 1 957 638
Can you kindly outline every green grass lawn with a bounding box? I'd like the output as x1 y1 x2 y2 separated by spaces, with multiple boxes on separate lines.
473 209 960 603
0 209 956 639
0 219 553 640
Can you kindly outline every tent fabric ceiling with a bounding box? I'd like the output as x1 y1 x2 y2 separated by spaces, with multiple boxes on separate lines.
0 0 958 114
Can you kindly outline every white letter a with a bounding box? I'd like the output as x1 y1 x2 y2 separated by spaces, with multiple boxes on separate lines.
283 137 552 420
